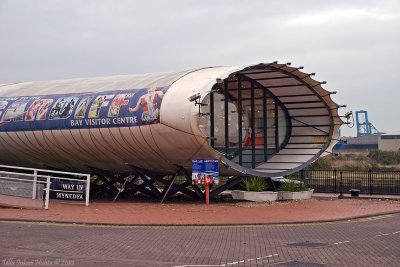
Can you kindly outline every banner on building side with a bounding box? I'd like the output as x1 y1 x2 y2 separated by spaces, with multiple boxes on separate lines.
0 86 169 132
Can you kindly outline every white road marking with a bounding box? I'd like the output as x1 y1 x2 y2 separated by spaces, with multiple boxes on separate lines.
375 231 400 237
172 253 278 267
375 231 399 237
173 265 221 267
334 240 350 245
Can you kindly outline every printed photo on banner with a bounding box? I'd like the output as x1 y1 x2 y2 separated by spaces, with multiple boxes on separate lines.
192 173 200 185
2 100 29 121
0 100 8 110
108 93 133 117
25 99 53 121
88 94 115 118
0 100 7 121
128 87 164 124
49 97 78 119
74 96 92 119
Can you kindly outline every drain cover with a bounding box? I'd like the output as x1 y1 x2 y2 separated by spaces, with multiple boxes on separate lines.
287 242 328 248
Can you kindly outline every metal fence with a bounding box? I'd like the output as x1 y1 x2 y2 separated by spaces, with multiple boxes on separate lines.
288 169 400 195
0 164 91 208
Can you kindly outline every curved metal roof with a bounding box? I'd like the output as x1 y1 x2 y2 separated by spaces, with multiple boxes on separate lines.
0 70 191 97
0 63 343 177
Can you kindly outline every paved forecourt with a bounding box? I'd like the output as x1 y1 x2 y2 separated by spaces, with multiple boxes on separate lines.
1 196 400 225
1 213 399 266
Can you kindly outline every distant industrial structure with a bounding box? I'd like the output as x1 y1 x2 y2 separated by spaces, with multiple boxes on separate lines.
335 110 400 152
334 134 379 151
378 134 400 152
355 110 384 137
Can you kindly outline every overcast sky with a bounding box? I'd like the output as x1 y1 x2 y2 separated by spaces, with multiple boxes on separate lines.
0 0 399 136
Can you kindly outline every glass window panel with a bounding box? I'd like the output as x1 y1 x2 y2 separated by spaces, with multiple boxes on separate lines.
200 81 291 168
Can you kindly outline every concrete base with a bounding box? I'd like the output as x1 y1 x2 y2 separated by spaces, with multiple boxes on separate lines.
278 189 314 201
231 190 278 202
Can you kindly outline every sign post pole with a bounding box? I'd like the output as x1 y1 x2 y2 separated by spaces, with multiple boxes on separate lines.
192 159 218 206
205 179 210 206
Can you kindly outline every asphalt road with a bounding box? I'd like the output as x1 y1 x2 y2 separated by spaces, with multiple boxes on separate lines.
0 214 399 267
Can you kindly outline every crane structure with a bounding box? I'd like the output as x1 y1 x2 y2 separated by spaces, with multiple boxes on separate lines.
355 110 384 137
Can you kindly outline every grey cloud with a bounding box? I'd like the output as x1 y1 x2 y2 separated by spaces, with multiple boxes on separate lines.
0 0 399 135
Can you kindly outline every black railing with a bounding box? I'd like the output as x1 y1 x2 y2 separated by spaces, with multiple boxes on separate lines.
288 169 400 195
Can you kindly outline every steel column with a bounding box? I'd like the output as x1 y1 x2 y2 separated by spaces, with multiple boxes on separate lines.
161 174 177 203
263 89 268 161
275 100 279 152
251 80 256 168
224 80 229 153
210 92 215 148
238 77 243 165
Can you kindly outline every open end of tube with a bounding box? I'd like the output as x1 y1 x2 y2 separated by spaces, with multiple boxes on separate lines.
198 64 340 177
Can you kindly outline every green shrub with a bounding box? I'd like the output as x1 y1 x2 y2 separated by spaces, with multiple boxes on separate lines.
280 180 309 192
310 157 333 170
368 150 400 165
242 176 268 192
340 163 369 171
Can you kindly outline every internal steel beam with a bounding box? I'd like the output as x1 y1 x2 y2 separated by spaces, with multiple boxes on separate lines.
251 80 256 168
263 88 268 161
275 100 279 152
238 77 243 165
210 92 215 147
224 80 229 154
210 176 244 198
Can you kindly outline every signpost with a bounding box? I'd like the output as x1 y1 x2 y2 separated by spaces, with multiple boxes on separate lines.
192 159 219 206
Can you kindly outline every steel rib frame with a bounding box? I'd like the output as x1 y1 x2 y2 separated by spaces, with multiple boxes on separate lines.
224 80 229 154
250 80 256 168
238 76 243 165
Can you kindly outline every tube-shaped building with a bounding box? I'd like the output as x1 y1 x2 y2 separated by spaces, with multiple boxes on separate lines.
0 63 342 178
